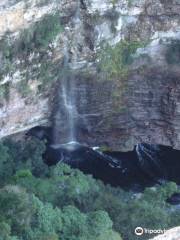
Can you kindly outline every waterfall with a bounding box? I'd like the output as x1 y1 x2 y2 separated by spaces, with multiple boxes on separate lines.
53 1 81 145
62 83 76 142
61 40 76 142
135 143 166 181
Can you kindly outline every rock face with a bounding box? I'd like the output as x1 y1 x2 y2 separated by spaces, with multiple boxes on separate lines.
0 0 180 150
150 226 180 240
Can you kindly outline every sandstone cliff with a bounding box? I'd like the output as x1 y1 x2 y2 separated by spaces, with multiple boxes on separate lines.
0 0 180 151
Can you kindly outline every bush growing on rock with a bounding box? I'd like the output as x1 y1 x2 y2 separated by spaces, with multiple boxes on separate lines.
16 12 63 55
98 40 144 80
0 12 63 98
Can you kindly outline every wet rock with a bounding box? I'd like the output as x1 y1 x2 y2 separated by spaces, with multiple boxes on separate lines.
45 142 156 189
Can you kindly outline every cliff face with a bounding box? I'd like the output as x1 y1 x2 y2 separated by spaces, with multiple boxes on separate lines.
0 0 180 150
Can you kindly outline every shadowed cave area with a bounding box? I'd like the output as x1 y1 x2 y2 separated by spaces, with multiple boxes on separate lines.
27 126 180 204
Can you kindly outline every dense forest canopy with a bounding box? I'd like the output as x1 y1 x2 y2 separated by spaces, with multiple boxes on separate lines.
0 138 179 240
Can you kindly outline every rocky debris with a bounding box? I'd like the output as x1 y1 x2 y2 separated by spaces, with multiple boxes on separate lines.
150 227 180 240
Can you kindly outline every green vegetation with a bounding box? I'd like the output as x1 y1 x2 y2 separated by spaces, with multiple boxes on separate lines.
0 83 10 102
0 138 179 240
16 81 32 97
0 37 14 81
0 12 63 97
111 0 118 5
98 40 144 80
0 185 121 240
34 0 62 7
0 139 121 240
16 12 62 55
127 0 135 8
97 39 145 112
37 59 61 90
17 13 62 55
166 39 180 65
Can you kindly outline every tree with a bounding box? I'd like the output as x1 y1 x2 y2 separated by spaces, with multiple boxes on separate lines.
0 143 13 185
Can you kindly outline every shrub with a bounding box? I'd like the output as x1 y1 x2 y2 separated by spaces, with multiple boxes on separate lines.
37 60 60 90
0 185 34 235
0 142 14 185
16 13 63 55
14 170 33 179
16 81 31 98
1 138 48 180
98 40 144 80
1 9 63 83
0 36 14 80
127 0 135 7
0 221 11 239
0 83 10 102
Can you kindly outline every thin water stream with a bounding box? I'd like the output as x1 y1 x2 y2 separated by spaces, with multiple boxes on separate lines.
53 1 81 144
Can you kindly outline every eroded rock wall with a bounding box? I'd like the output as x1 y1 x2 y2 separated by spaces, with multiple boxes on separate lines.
0 0 180 150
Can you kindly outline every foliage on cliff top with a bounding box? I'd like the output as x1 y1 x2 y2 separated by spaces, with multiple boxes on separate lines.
0 139 179 240
98 40 145 80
